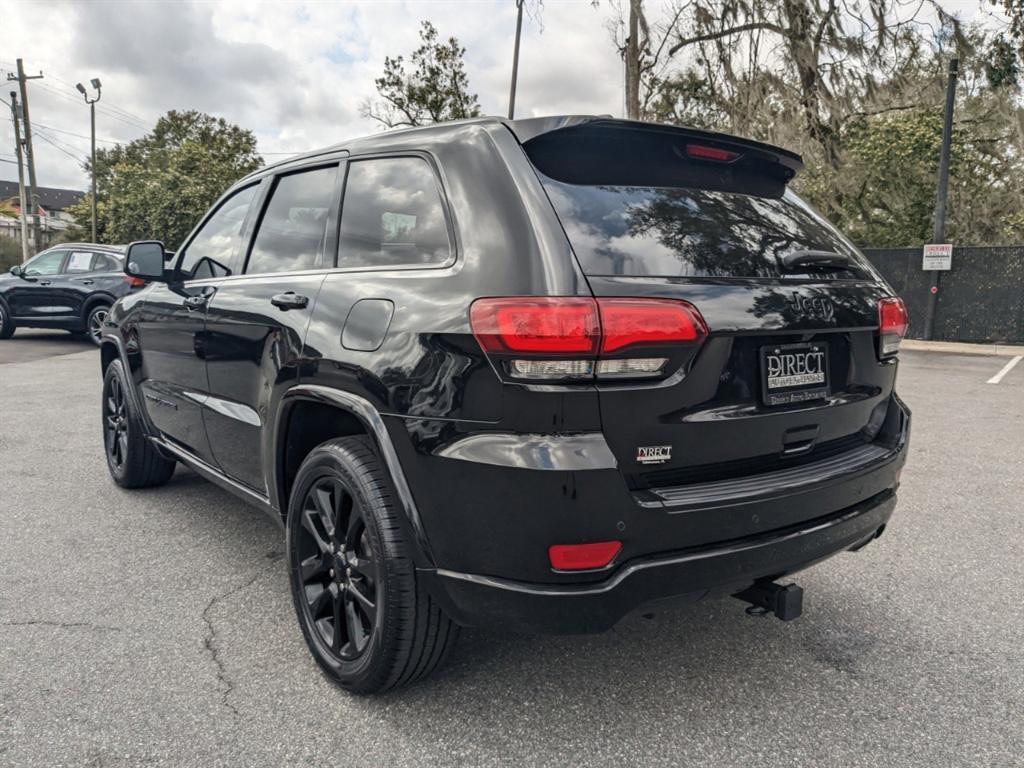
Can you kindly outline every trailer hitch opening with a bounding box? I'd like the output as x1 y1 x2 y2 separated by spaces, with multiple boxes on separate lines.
734 580 804 621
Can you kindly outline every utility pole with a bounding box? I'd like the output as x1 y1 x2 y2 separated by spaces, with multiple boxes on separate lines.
77 78 102 243
8 91 30 262
922 58 958 341
7 59 43 253
507 0 525 119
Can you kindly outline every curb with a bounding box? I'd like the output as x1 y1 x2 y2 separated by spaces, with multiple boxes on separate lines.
902 339 1024 357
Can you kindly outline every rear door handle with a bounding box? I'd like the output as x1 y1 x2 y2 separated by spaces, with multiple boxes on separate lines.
38 280 52 286
78 279 94 285
270 292 309 311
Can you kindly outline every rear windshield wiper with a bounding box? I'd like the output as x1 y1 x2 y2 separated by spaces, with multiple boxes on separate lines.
781 250 852 270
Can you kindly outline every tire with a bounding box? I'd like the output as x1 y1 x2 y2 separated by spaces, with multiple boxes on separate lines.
286 436 458 694
102 359 176 488
86 304 110 347
0 303 15 340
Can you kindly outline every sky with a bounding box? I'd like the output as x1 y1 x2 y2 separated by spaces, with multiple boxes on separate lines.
0 0 1011 192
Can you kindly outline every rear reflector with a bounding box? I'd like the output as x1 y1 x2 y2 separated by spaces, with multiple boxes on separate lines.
686 144 740 163
877 297 909 357
548 541 622 571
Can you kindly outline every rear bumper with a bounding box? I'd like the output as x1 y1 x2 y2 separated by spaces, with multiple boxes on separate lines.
422 489 896 634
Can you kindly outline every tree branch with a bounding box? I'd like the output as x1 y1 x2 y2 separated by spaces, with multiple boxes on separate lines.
668 21 789 57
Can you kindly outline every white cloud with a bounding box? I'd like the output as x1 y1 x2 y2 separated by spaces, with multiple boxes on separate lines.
0 0 627 191
0 0 1010 192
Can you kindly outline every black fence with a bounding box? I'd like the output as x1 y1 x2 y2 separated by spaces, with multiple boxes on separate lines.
862 246 1024 344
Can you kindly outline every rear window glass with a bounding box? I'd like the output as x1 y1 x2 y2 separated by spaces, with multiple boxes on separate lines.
525 123 868 280
540 179 869 279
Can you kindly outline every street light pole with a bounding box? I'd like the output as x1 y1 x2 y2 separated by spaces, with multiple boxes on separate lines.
507 0 525 119
76 78 102 243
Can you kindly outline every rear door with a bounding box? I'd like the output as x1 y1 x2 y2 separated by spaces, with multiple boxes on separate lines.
525 123 894 495
63 249 111 319
202 161 341 492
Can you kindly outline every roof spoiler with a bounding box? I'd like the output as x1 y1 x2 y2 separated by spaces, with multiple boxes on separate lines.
504 116 803 182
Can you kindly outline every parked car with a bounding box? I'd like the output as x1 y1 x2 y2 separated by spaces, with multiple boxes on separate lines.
0 243 143 346
98 116 910 694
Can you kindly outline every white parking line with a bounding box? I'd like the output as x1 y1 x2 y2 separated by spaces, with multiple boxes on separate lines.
987 355 1023 384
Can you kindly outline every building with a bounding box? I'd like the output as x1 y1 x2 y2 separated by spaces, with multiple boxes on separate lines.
0 181 86 245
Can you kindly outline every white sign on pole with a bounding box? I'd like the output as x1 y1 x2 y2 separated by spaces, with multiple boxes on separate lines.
922 243 953 271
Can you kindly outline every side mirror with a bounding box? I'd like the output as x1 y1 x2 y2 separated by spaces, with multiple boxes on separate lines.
125 241 170 282
9 265 22 277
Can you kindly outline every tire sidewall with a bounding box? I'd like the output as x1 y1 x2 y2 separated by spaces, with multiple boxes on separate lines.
285 444 398 690
0 302 13 339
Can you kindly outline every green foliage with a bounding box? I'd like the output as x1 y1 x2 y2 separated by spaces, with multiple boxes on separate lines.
986 36 1020 88
0 237 22 271
362 21 481 128
66 110 262 249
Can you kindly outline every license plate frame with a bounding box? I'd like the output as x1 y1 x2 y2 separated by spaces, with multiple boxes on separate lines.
760 341 830 406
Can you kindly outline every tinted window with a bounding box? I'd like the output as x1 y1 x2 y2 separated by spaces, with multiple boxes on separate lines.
178 184 258 280
23 250 65 276
338 157 451 269
246 165 338 275
65 251 95 273
92 253 121 272
541 178 868 279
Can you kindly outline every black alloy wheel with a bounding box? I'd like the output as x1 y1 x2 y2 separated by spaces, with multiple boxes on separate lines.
101 359 176 488
87 305 109 346
104 371 129 472
287 437 458 694
296 476 380 661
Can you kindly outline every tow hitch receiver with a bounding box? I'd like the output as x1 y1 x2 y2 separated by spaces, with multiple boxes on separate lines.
734 580 803 621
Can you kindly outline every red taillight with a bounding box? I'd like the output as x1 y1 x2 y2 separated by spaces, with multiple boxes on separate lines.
686 144 740 163
470 297 599 355
470 297 708 381
598 298 707 353
123 275 146 288
548 541 622 571
877 297 909 357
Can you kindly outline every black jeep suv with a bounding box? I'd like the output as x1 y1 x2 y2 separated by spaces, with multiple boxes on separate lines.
99 116 910 693
1 243 142 345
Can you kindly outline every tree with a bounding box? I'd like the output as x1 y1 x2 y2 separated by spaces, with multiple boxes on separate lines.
656 0 963 170
66 111 262 248
361 21 481 128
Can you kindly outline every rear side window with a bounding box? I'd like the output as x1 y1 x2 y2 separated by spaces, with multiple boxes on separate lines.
92 253 121 272
178 184 258 280
246 165 338 275
528 125 868 280
338 157 451 269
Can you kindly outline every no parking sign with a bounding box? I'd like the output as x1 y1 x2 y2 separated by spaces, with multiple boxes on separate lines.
922 243 953 271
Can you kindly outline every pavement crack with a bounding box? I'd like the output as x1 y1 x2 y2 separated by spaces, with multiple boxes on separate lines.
200 557 282 719
3 619 122 632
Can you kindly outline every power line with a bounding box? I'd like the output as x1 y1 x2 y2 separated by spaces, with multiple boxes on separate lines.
32 121 121 145
33 128 84 161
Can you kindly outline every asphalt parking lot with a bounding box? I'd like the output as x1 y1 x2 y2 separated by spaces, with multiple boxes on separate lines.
1 334 1022 767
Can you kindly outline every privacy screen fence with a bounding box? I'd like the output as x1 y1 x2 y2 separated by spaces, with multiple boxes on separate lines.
861 246 1024 344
